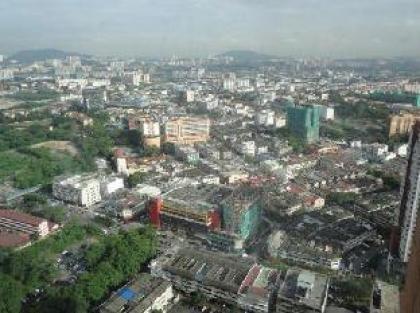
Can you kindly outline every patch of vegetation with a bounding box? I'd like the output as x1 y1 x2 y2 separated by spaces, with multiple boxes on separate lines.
367 169 400 191
366 91 416 104
25 227 157 313
330 277 373 312
0 147 92 189
6 89 60 102
327 192 358 206
127 172 146 188
274 128 307 153
0 223 100 312
0 116 78 152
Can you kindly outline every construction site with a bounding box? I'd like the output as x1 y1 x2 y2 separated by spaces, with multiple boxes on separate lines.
147 183 263 250
221 184 262 241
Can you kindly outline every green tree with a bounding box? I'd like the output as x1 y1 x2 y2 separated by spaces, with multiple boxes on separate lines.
0 273 24 313
127 172 145 188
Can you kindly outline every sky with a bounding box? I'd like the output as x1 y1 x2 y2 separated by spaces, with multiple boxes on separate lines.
0 0 419 58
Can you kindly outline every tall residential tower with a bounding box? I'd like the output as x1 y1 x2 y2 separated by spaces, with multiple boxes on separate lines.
391 121 420 262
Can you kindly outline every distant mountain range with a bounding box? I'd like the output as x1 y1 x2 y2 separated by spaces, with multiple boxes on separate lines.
7 49 85 64
217 50 277 62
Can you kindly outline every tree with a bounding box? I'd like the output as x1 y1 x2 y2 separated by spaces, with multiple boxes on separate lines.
127 172 145 188
0 273 24 313
327 192 357 206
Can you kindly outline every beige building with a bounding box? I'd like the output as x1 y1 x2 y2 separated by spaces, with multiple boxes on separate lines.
164 116 210 145
388 113 420 138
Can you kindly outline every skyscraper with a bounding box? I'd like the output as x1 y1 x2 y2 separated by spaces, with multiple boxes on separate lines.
286 105 320 143
391 121 420 262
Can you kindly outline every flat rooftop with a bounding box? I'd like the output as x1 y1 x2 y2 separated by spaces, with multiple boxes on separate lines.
164 184 232 213
278 269 329 310
162 248 254 294
100 273 171 313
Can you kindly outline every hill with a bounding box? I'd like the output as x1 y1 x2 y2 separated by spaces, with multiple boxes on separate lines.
217 50 276 62
8 48 84 64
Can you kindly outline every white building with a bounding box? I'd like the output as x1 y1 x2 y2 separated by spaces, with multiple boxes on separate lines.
363 143 389 162
315 105 335 121
143 73 151 83
275 115 287 128
185 90 195 102
123 71 143 86
141 119 160 137
100 176 124 197
256 110 275 127
236 78 250 88
0 68 14 81
240 141 256 156
53 174 102 207
223 78 236 92
116 158 129 176
396 144 408 157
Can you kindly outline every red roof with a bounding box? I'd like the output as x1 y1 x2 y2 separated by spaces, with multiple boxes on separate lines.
0 231 31 248
0 209 46 227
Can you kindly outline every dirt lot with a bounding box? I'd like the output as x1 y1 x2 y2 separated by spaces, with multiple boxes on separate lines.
31 141 79 156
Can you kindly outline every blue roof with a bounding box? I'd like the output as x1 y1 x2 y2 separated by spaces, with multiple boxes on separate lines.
118 288 136 301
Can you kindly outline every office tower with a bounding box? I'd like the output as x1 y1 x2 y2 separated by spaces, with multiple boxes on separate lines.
391 121 420 262
286 105 320 143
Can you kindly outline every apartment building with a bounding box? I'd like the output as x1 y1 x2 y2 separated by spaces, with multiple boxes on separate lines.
164 116 210 145
53 174 101 207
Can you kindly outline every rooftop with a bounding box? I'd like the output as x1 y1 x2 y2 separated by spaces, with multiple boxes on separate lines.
162 248 254 294
278 269 329 310
0 209 46 227
100 273 171 313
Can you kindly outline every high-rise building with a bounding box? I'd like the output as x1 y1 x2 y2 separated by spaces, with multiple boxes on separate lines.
391 121 420 262
400 213 420 313
415 95 420 108
164 116 210 145
123 70 143 86
286 105 320 143
223 78 236 91
389 113 420 138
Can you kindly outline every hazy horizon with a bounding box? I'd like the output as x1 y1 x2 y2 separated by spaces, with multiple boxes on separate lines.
1 0 419 59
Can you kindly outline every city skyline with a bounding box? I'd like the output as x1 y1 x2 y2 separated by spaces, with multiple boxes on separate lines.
1 0 420 58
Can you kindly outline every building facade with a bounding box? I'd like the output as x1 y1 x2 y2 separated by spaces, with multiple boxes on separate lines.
53 174 102 207
287 105 320 143
164 116 210 145
388 113 420 138
391 122 420 262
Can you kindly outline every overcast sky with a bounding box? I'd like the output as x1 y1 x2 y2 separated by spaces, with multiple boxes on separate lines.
0 0 419 58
